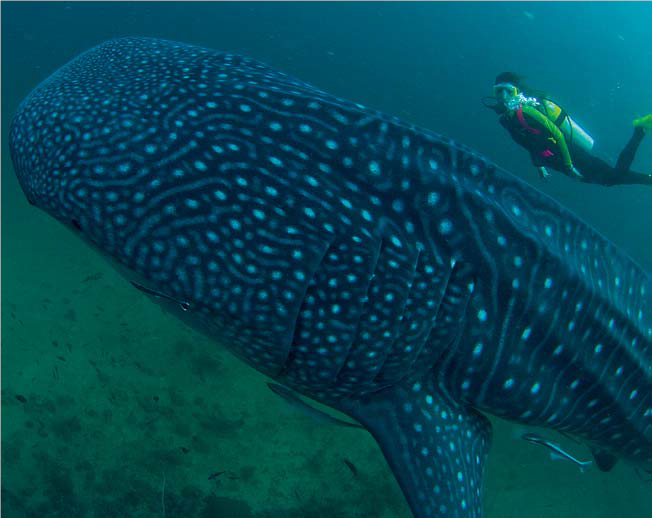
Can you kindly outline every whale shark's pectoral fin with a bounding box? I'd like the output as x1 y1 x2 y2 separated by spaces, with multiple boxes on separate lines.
338 376 492 518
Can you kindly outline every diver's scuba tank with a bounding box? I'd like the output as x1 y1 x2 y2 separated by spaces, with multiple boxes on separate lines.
541 99 594 152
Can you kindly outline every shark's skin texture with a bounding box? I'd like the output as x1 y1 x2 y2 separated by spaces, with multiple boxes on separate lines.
9 38 651 517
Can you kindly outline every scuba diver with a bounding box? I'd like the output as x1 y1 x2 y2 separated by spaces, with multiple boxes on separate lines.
484 72 652 186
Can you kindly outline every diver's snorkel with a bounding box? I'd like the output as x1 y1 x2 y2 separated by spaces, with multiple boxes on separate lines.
482 96 506 114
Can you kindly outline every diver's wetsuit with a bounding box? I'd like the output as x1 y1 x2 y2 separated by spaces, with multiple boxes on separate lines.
500 112 652 186
571 127 652 186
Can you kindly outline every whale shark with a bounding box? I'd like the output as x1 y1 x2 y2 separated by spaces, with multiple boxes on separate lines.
9 38 651 517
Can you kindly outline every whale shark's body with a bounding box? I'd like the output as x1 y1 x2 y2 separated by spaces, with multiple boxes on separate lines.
9 38 651 517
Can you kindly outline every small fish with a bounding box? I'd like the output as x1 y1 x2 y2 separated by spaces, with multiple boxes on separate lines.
267 383 363 429
81 272 103 283
130 280 191 311
343 458 358 477
522 432 593 472
208 471 225 481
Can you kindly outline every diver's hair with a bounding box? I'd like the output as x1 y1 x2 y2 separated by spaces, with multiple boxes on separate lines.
494 71 550 101
494 71 523 88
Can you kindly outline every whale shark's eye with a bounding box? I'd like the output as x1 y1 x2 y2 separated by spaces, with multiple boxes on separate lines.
70 219 81 231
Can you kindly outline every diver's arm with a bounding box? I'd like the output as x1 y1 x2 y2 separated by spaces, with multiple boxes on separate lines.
529 149 545 167
499 113 571 179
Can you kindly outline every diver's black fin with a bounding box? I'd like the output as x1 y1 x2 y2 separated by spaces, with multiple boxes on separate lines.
338 375 492 518
590 447 618 472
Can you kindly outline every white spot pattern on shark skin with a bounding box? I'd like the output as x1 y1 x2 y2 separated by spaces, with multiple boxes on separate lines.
9 37 651 518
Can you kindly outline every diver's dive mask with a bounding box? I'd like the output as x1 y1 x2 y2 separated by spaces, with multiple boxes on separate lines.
493 82 519 102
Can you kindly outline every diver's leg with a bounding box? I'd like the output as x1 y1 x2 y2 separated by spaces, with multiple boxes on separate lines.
573 154 651 185
578 155 651 186
609 126 652 185
613 170 652 186
573 153 617 186
615 126 645 172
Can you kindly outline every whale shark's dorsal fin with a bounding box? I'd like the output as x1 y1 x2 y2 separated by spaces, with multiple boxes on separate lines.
338 374 492 518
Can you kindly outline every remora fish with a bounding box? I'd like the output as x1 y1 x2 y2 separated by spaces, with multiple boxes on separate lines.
522 432 593 471
267 382 363 429
9 38 651 517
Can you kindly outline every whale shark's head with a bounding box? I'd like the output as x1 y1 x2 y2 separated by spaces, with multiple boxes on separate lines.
10 38 338 268
11 37 462 382
10 39 244 246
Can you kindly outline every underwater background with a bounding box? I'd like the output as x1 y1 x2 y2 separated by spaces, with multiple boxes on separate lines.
2 2 651 517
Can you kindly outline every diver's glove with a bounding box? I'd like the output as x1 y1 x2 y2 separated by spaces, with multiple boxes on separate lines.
565 164 583 179
570 165 583 179
537 166 551 180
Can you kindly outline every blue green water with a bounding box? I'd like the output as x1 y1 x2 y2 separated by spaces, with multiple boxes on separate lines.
2 2 651 517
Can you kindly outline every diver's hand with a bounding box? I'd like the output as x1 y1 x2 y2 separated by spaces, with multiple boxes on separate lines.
537 166 550 180
568 165 583 179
